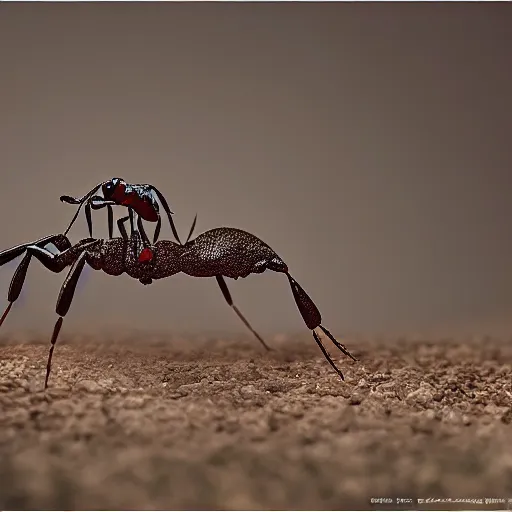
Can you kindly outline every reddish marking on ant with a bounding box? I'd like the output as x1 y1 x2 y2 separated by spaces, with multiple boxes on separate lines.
138 247 154 263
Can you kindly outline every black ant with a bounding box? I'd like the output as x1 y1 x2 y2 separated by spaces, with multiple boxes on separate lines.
60 178 183 253
0 223 357 389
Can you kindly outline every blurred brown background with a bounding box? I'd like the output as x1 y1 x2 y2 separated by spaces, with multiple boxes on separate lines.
0 3 511 339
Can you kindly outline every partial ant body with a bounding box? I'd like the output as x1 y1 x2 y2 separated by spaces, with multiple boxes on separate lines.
60 178 183 251
0 224 356 389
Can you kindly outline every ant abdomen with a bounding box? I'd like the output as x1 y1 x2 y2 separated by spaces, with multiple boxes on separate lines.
180 227 285 279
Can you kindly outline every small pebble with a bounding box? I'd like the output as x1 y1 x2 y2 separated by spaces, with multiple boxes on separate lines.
349 393 363 405
76 380 102 394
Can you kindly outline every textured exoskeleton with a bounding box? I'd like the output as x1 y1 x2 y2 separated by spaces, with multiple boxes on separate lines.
0 226 356 389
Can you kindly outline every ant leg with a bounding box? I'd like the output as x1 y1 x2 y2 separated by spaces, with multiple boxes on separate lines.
90 196 118 239
136 216 151 248
285 272 356 380
151 187 182 245
153 213 161 245
152 211 197 245
61 197 86 237
0 234 70 267
60 182 104 206
312 330 347 380
85 202 93 237
128 209 138 259
316 324 356 362
136 216 155 263
215 275 271 351
129 209 135 236
0 235 72 329
116 215 151 262
125 211 154 262
122 210 153 262
117 216 130 240
0 253 31 328
90 196 117 210
285 274 321 331
60 184 102 236
45 251 89 389
185 214 198 244
107 205 114 239
60 196 82 205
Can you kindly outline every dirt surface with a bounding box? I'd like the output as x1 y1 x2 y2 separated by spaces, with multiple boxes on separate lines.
1 333 512 510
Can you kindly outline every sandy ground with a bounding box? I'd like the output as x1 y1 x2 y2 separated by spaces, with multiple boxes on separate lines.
1 333 512 510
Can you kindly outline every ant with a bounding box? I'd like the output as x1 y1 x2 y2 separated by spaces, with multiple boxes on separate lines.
0 222 357 389
60 178 184 253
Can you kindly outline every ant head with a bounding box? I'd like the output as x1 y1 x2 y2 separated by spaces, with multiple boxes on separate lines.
102 178 124 199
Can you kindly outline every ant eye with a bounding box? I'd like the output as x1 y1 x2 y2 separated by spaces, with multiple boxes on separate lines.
102 180 116 198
